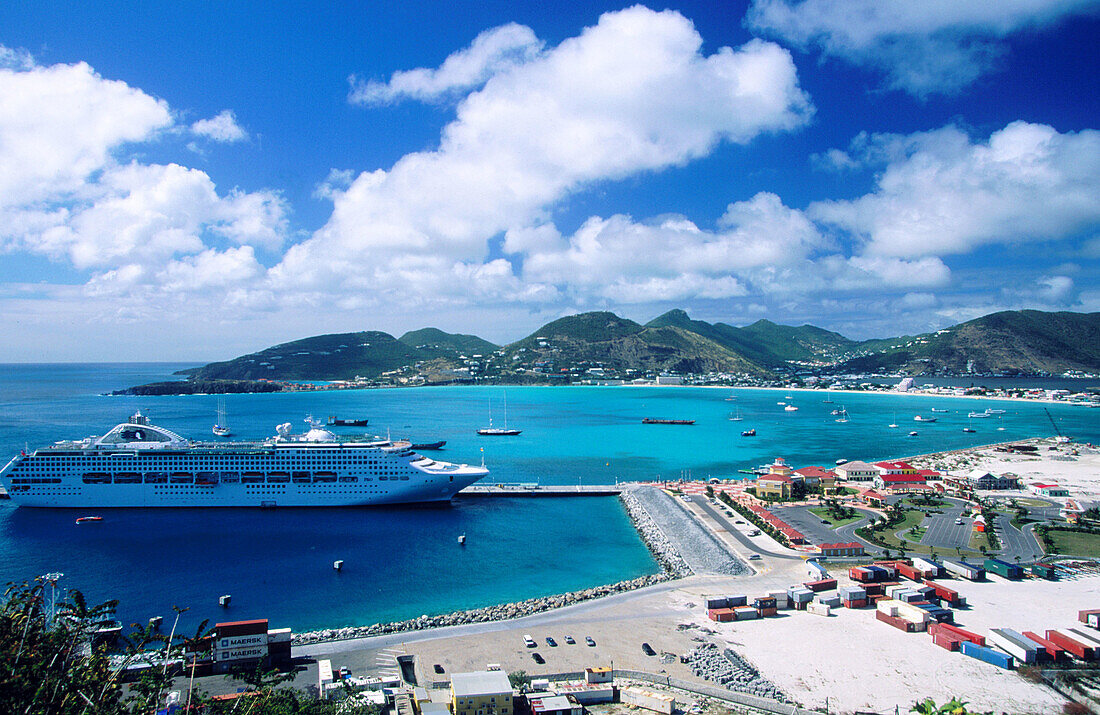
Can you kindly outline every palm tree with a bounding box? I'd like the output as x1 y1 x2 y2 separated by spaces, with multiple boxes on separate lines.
176 618 214 711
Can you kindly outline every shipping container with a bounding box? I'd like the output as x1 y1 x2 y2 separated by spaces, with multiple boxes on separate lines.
848 566 873 582
922 580 965 607
807 603 831 617
621 686 676 715
807 561 830 580
942 559 985 581
933 632 962 651
708 608 736 622
757 607 778 617
843 598 867 609
725 595 748 607
912 557 943 577
217 633 268 650
876 610 915 632
215 619 269 638
895 562 923 581
752 596 777 609
734 607 759 621
1078 609 1100 628
1044 630 1096 660
1022 631 1066 661
1029 563 1056 580
1068 627 1100 649
983 558 1024 580
988 629 1039 664
931 623 984 645
839 585 866 599
704 597 728 610
804 578 837 592
267 628 292 644
817 595 842 608
960 641 1013 669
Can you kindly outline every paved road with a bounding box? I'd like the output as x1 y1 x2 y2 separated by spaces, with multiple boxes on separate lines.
833 508 881 553
690 498 803 560
993 514 1044 562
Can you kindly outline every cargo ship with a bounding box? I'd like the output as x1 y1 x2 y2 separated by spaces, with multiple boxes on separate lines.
0 412 487 508
641 418 695 425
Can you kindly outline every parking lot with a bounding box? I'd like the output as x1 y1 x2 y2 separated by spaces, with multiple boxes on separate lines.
767 505 845 546
918 504 972 550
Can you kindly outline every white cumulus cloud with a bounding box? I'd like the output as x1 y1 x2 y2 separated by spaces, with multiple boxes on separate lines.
350 23 543 104
191 109 247 142
809 122 1100 259
746 0 1100 96
272 6 813 308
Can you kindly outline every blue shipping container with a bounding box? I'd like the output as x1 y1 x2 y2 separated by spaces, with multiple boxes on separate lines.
961 641 1013 669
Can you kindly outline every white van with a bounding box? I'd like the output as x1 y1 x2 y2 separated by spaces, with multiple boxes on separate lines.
523 635 536 648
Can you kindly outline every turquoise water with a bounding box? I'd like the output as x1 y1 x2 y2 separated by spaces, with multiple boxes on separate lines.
0 364 1097 636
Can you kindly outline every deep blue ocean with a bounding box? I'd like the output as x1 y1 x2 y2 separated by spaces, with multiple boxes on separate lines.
0 364 1097 636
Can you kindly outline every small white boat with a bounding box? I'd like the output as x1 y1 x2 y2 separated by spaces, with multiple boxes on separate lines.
728 410 743 422
888 412 898 428
784 404 798 412
914 415 937 422
777 401 786 406
835 407 850 423
908 431 919 436
968 411 991 418
930 408 949 413
985 409 1006 415
458 534 466 545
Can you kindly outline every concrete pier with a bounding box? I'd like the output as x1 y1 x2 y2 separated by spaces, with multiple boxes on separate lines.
456 483 622 497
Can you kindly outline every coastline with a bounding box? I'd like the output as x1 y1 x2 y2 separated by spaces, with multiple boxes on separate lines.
717 383 1072 406
292 489 687 646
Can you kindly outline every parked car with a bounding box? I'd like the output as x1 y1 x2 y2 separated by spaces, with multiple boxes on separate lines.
546 636 557 647
434 664 445 674
749 554 762 560
524 634 536 648
642 642 656 656
532 652 545 664
585 636 596 646
564 635 575 644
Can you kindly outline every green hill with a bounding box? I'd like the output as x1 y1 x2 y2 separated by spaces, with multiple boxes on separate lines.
186 331 424 381
398 327 498 357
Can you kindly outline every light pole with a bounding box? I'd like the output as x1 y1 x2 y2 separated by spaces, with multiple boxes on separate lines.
41 572 63 626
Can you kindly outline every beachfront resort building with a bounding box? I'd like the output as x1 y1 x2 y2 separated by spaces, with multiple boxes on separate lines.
835 461 879 482
794 466 837 488
756 457 795 498
969 470 1020 490
451 671 513 715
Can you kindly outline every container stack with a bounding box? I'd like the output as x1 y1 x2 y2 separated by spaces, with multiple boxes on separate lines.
708 608 736 623
733 606 759 621
911 557 944 578
839 585 867 608
875 599 930 632
816 593 842 609
1079 609 1100 629
1022 631 1068 661
209 619 292 674
928 623 983 650
922 579 966 607
803 578 837 592
787 586 814 610
910 602 954 624
753 596 778 617
767 591 791 610
941 558 985 581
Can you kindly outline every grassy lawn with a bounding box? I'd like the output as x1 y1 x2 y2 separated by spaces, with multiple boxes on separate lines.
1046 530 1100 558
903 497 947 509
1015 498 1054 508
808 506 863 528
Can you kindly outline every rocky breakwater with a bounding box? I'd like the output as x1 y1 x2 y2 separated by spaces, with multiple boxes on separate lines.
620 488 693 578
293 573 668 646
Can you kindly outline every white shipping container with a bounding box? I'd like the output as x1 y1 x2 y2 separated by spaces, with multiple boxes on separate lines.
267 628 292 644
218 633 269 650
214 644 268 662
988 629 1038 664
912 557 941 575
807 603 831 617
621 686 676 715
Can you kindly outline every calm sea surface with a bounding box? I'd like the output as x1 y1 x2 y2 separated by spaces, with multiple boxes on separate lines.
0 364 1097 635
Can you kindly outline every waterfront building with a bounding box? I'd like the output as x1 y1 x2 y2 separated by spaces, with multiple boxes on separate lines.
968 470 1019 490
755 473 792 499
874 460 917 476
451 671 513 715
874 473 928 492
835 460 878 482
794 466 837 488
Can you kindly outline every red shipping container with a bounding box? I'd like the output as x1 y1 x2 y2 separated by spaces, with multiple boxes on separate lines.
1023 631 1066 660
843 598 867 609
933 633 962 651
804 579 838 592
215 619 269 638
757 607 778 617
849 567 872 582
896 563 922 581
937 623 984 646
876 610 913 632
1046 630 1097 660
1079 609 1100 625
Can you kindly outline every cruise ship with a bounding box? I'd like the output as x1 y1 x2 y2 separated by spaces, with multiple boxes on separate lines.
0 412 488 508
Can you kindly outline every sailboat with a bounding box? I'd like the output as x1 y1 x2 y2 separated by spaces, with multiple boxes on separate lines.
728 409 744 422
477 395 521 436
963 415 976 433
834 406 850 424
888 413 898 429
212 399 231 437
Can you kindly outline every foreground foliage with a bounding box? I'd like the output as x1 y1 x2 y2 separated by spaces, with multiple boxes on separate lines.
0 579 376 714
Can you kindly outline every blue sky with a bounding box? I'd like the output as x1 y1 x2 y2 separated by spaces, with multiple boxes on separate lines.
0 1 1098 360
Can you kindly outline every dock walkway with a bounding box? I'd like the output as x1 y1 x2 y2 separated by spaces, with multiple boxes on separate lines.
457 483 622 497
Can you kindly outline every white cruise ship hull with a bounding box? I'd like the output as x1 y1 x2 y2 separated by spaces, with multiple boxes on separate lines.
1 414 489 508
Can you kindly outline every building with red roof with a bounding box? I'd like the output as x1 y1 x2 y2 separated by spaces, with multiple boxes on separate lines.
874 460 916 475
793 466 837 487
819 542 865 557
873 472 927 491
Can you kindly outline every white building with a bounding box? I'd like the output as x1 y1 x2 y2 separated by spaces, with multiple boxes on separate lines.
835 460 879 482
